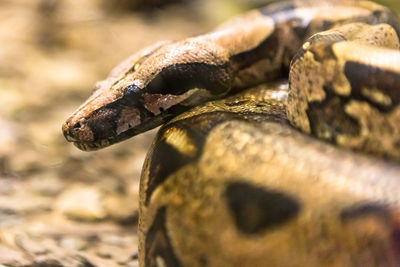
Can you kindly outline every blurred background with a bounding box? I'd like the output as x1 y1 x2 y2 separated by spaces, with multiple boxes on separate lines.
0 0 398 266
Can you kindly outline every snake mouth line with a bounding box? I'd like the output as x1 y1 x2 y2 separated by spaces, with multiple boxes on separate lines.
70 119 164 151
72 139 113 151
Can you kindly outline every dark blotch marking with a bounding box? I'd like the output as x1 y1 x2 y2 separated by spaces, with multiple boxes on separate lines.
306 89 361 142
225 181 301 234
145 62 232 96
237 6 345 78
135 100 169 126
230 28 281 71
85 94 160 144
85 103 120 142
371 9 400 37
146 112 241 205
341 203 390 221
344 61 400 112
231 21 306 81
145 207 182 267
145 133 193 205
81 90 169 146
145 110 285 205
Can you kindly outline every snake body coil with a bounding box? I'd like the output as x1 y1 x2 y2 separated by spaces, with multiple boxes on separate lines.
63 1 400 266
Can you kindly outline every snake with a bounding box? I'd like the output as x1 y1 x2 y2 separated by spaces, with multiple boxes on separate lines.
62 0 400 266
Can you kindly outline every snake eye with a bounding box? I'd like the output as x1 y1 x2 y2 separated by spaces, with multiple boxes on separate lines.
124 85 141 97
123 85 142 105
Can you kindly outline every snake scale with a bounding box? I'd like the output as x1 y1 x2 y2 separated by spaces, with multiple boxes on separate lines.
62 0 400 266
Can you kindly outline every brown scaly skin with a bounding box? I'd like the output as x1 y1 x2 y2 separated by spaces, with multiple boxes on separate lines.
140 83 400 267
288 23 400 159
61 0 400 266
62 0 400 152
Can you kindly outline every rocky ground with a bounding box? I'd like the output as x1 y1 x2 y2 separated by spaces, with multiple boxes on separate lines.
0 0 209 265
0 0 398 266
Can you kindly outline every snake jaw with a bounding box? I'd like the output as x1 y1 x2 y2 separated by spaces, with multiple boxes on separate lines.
72 139 112 152
65 109 172 151
62 85 181 151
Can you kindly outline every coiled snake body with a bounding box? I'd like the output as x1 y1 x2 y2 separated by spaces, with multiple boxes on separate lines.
63 1 400 266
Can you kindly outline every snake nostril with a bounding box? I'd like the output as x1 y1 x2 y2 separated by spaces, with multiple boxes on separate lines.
73 122 82 131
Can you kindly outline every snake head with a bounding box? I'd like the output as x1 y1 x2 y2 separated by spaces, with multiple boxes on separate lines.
62 39 233 151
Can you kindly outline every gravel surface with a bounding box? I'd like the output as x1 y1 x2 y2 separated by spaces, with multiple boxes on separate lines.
0 0 207 265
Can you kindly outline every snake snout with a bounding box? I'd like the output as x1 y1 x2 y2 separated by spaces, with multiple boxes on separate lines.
62 118 94 144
